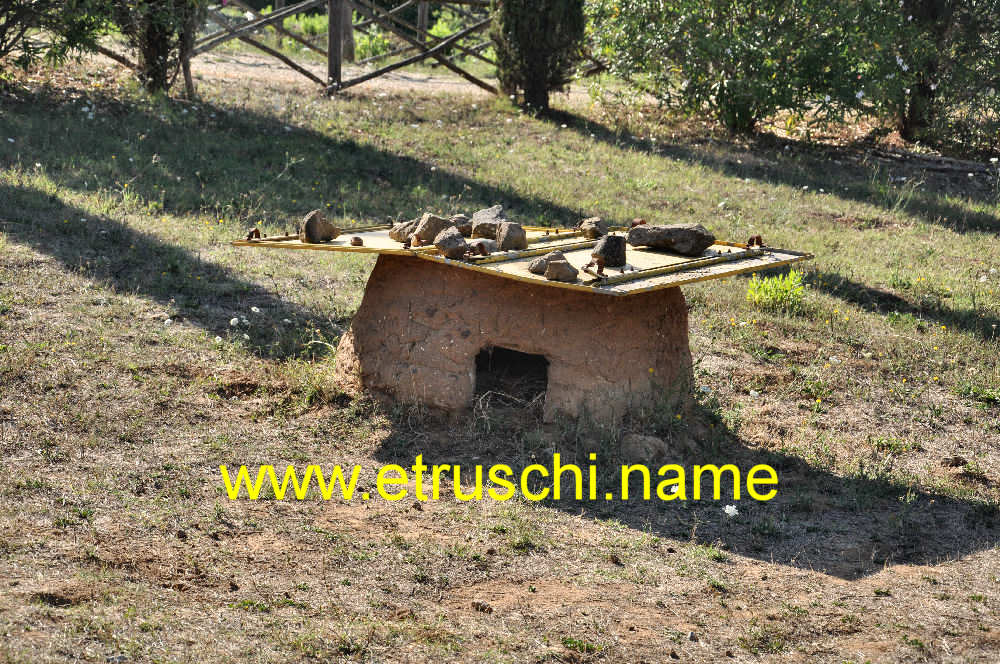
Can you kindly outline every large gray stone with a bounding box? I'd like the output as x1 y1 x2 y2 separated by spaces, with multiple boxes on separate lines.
626 223 715 256
467 238 498 255
411 213 454 244
592 235 626 267
528 250 566 275
543 260 579 282
434 226 469 259
450 214 472 237
496 221 528 251
389 219 419 243
300 210 341 244
577 217 608 239
471 205 506 238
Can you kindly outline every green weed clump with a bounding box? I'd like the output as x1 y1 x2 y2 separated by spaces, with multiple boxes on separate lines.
746 269 805 313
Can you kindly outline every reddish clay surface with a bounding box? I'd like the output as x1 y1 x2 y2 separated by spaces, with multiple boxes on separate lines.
335 254 692 426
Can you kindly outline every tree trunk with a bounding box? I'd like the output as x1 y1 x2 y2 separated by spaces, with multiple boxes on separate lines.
900 81 936 140
523 82 549 111
341 1 355 63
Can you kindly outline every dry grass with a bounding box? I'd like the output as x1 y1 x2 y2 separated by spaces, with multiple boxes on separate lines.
0 56 998 662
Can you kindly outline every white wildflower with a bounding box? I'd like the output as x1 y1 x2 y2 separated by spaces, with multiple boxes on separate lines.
241 317 249 325
824 94 831 102
229 317 239 327
242 333 250 341
282 318 292 324
724 505 739 517
856 90 865 100
250 306 261 314
214 336 223 343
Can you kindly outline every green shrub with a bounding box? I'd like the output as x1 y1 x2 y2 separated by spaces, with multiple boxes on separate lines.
588 0 877 133
746 270 806 313
490 0 585 111
111 0 206 93
0 0 107 71
355 26 390 61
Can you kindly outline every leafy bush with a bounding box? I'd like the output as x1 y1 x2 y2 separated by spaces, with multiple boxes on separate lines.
356 25 390 61
282 10 327 37
111 0 206 93
588 0 878 134
0 0 106 71
589 0 1000 150
746 270 806 313
490 0 585 111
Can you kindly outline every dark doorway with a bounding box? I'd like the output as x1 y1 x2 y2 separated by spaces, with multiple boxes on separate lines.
474 346 549 407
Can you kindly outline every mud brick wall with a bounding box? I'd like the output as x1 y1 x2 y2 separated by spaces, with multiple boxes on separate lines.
335 254 692 426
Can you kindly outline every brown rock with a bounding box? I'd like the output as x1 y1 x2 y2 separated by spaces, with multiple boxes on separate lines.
471 205 506 238
528 250 566 275
450 214 472 237
300 210 341 243
620 433 667 461
433 226 469 260
389 219 419 243
411 213 454 244
577 217 608 239
626 223 715 256
467 238 497 255
496 221 528 251
543 259 579 282
592 235 626 267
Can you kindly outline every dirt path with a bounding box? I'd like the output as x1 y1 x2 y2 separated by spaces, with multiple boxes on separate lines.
191 49 497 96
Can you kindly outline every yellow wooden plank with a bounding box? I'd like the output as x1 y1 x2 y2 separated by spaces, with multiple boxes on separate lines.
232 226 582 254
417 245 812 296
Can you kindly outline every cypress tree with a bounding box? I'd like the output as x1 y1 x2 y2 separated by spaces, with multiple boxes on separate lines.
490 0 585 111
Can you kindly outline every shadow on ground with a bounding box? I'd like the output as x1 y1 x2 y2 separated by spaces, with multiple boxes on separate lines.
0 86 589 358
808 269 1000 341
373 397 999 581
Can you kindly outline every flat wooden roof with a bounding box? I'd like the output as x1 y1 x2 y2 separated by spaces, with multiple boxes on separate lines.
233 227 812 296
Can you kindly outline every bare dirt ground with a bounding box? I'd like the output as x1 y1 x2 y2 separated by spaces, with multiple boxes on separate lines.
1 57 998 663
191 49 497 96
